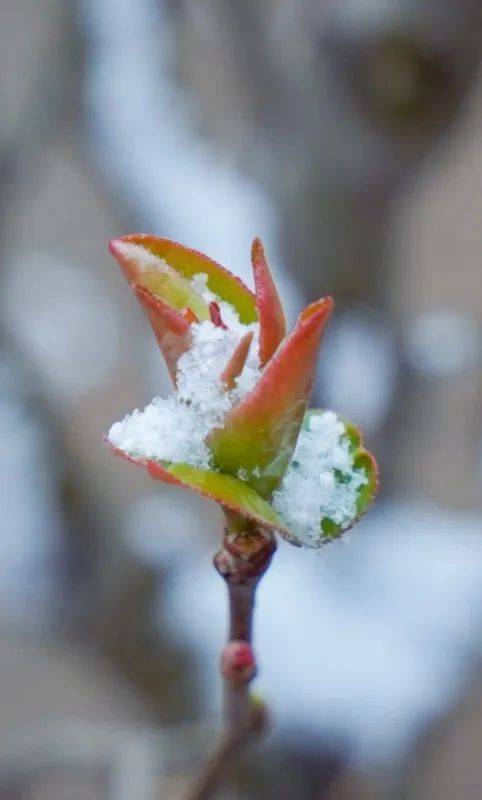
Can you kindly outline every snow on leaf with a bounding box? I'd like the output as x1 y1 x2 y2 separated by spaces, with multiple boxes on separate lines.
273 409 378 547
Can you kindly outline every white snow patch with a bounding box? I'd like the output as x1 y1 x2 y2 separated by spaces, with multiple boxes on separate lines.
114 241 167 274
108 284 260 467
191 273 253 336
273 411 367 547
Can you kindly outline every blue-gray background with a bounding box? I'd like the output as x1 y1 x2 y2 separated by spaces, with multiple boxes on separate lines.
0 2 482 797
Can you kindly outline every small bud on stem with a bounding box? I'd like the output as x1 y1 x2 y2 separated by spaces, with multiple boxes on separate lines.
221 641 257 685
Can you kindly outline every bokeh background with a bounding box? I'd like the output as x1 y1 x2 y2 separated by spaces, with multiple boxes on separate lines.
1 1 482 797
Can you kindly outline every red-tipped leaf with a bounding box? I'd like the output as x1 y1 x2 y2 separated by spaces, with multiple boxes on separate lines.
251 238 286 366
208 297 334 497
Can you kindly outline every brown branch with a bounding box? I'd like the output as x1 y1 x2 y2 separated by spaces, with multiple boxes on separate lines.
183 519 276 800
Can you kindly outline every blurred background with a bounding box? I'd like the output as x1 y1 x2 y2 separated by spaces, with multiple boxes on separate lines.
0 0 482 797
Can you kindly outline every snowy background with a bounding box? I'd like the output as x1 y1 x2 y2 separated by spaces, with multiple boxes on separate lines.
1 1 482 798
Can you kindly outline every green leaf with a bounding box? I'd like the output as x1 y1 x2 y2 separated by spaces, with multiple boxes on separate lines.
146 460 289 533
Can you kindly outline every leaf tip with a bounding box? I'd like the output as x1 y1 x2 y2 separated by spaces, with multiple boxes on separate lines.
250 237 286 366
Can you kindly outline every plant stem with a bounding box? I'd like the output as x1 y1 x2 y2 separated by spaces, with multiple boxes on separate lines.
184 521 276 800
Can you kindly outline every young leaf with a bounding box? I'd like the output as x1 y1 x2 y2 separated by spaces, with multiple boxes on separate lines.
251 238 286 365
110 234 258 324
208 298 333 497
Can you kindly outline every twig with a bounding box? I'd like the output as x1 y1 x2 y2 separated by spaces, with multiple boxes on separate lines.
184 519 276 800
